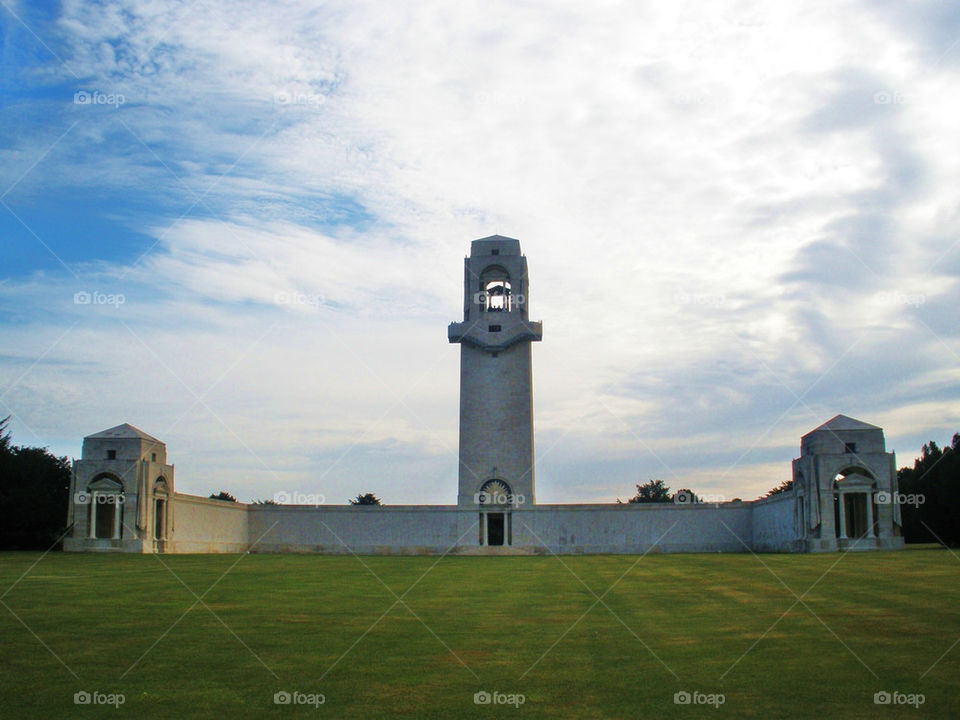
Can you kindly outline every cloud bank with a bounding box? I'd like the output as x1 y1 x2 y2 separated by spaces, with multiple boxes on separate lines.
1 0 957 503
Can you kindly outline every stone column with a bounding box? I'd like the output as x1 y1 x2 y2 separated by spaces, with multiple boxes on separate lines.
865 493 875 537
837 492 847 539
112 496 122 539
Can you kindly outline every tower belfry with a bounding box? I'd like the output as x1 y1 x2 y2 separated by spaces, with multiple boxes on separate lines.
449 235 542 508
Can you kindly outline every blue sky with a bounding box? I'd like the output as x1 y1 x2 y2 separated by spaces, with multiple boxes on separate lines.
1 0 958 504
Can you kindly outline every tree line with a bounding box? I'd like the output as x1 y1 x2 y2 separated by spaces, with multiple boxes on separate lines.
0 418 71 550
898 434 960 546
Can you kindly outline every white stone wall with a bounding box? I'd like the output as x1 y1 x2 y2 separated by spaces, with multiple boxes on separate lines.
166 494 249 553
512 503 755 553
235 502 760 555
247 505 463 554
750 494 798 552
65 473 899 557
64 487 823 555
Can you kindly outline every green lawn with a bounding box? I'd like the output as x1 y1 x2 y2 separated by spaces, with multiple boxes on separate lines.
1 547 958 719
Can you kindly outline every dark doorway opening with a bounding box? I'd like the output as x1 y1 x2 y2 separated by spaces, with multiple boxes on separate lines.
95 501 115 539
154 499 165 540
846 494 867 538
488 513 504 546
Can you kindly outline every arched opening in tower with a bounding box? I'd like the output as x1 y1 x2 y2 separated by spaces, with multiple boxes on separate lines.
478 264 512 313
484 280 511 312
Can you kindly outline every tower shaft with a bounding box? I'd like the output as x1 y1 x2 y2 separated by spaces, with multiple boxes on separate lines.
448 236 542 506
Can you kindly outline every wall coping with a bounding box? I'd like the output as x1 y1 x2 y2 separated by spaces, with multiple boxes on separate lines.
167 492 788 513
749 492 795 508
172 492 251 510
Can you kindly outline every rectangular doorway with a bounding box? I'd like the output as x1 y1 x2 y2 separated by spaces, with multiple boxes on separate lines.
846 493 867 538
94 499 116 539
154 499 165 540
487 513 504 546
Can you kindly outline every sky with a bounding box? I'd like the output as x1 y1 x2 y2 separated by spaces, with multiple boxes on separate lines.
1 0 958 505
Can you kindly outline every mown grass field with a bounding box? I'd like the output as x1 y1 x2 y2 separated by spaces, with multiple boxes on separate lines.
0 547 958 719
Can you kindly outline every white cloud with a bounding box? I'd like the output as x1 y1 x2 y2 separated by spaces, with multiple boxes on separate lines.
2 0 958 502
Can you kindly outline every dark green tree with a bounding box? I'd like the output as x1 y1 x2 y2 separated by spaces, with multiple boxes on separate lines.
620 479 672 504
209 491 237 502
898 434 960 545
0 417 72 549
350 492 382 506
765 479 794 497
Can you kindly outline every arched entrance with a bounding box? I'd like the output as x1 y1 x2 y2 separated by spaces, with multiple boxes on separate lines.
833 468 877 542
477 479 514 547
87 474 124 540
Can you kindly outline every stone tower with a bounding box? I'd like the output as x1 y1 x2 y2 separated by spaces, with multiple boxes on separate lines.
449 236 542 508
64 423 173 553
791 415 904 552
